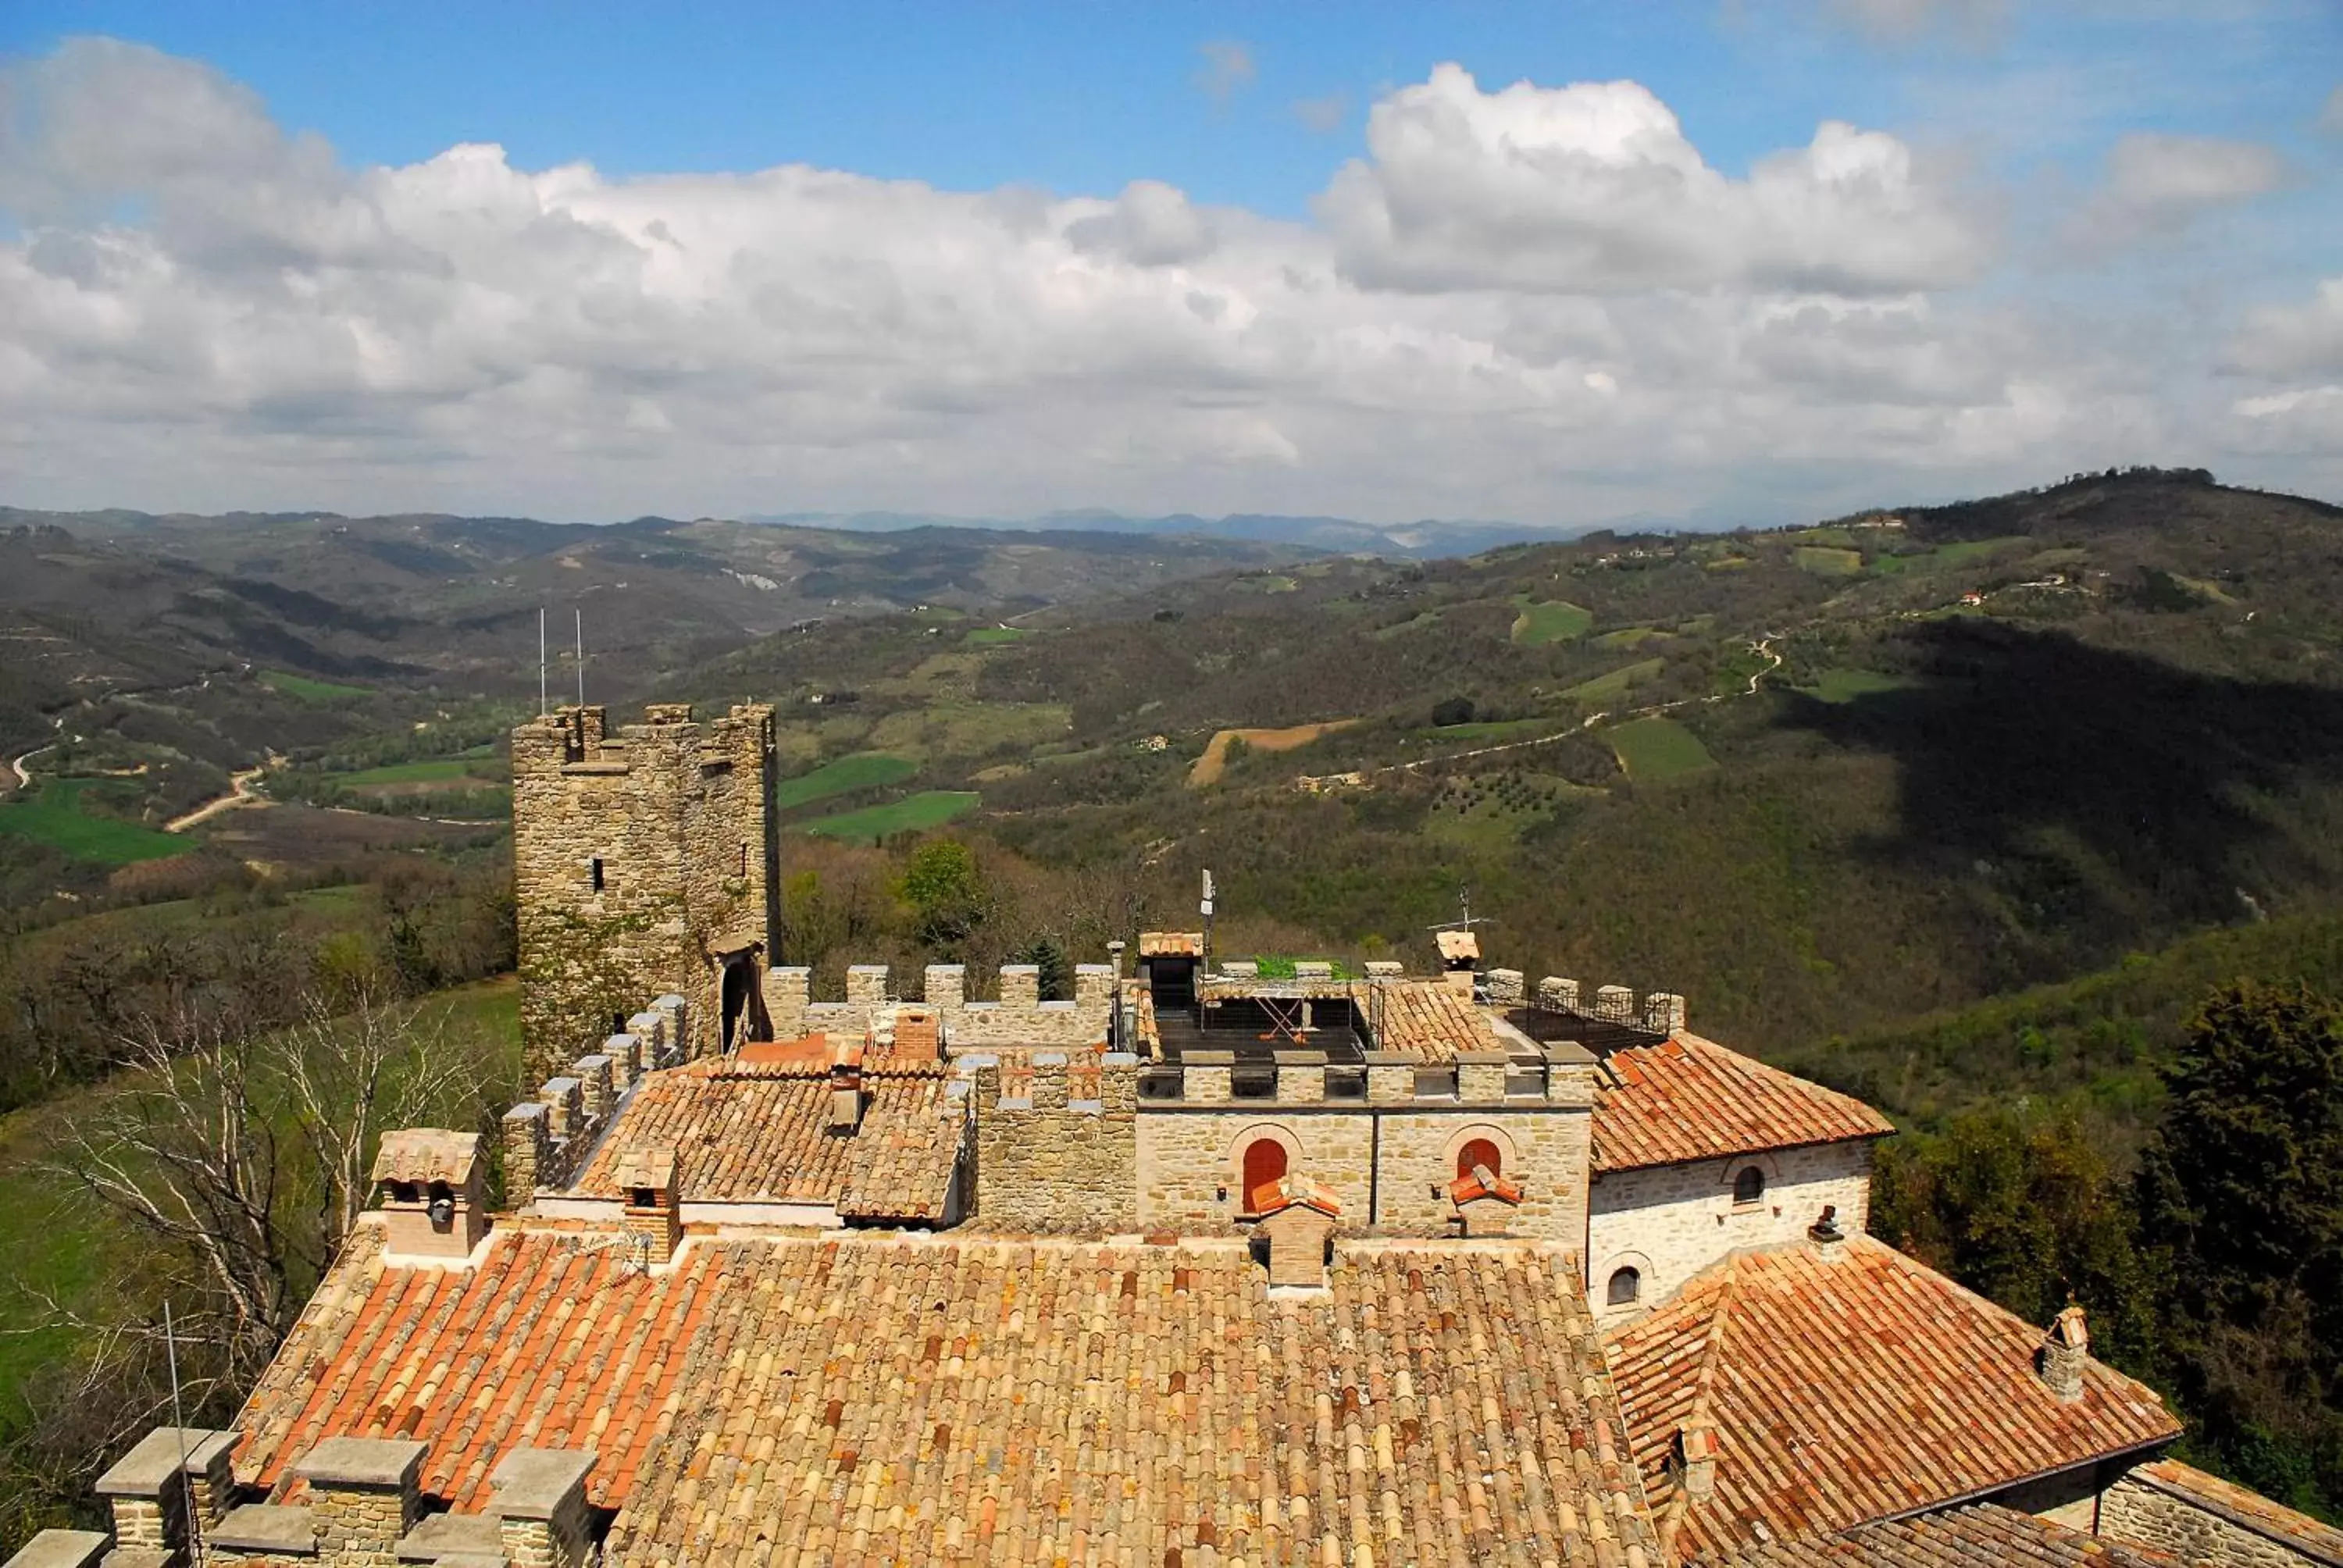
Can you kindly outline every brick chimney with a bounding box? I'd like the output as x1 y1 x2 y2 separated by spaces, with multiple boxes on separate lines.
295 1437 425 1565
2038 1303 2090 1402
373 1129 488 1260
490 1448 598 1568
614 1146 681 1263
1253 1177 1341 1288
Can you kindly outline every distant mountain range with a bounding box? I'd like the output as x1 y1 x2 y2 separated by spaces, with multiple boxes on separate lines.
741 509 1591 559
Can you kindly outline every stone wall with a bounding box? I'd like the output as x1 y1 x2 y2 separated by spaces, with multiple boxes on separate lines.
1588 1142 1874 1320
513 704 777 1080
2103 1466 2343 1567
1132 1103 1592 1253
766 963 1115 1052
968 1053 1139 1232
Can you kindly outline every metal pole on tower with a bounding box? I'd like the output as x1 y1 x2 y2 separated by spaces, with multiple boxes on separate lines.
575 608 586 707
538 608 547 715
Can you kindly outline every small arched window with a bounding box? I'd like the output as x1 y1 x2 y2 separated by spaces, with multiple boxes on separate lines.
1457 1138 1503 1181
1733 1166 1766 1206
1607 1267 1642 1306
1241 1139 1289 1209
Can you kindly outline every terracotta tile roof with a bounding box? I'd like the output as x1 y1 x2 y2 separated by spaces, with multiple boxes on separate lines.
610 1236 1658 1567
1605 1237 2181 1563
2131 1459 2343 1565
1375 980 1500 1060
1453 1167 1525 1206
1436 929 1481 962
241 1229 1659 1566
1592 1034 1895 1172
1139 931 1204 957
1251 1174 1343 1217
569 1059 964 1217
234 1224 711 1512
1705 1502 2177 1566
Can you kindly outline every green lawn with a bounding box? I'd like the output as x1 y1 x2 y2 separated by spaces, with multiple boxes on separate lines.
1802 668 1922 704
1792 546 1864 576
774 752 918 810
0 780 185 864
262 670 372 703
1607 716 1717 780
1569 658 1666 706
1510 597 1594 645
798 790 980 839
963 626 1030 645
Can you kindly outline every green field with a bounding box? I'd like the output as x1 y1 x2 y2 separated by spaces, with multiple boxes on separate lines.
774 751 918 810
262 670 371 703
0 780 185 864
798 790 980 839
1792 546 1864 576
1371 612 1440 640
1509 597 1594 645
964 626 1031 645
1606 716 1717 780
1568 658 1666 706
339 758 484 786
1593 625 1671 649
1802 668 1922 704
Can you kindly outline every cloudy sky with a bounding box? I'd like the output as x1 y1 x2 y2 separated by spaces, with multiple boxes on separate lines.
2 2 2338 529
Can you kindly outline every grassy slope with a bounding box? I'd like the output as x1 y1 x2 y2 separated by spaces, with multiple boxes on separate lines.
773 751 918 810
799 790 980 839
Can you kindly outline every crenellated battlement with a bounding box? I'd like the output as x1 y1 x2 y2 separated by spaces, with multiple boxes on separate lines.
765 961 1117 1053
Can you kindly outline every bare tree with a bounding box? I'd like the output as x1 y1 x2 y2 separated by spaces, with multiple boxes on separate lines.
43 989 494 1391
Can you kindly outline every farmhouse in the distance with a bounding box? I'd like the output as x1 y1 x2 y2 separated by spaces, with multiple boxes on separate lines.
30 703 2342 1568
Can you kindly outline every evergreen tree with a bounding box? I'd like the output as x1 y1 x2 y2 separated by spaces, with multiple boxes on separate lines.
1017 933 1073 1002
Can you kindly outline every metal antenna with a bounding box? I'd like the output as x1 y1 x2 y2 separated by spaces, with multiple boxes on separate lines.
1425 886 1496 933
538 608 548 715
166 1300 200 1559
575 608 586 707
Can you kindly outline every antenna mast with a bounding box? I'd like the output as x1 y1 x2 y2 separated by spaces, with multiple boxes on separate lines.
538 608 547 715
575 608 586 707
166 1300 201 1559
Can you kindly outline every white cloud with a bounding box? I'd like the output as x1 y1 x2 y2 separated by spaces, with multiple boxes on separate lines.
2321 84 2343 134
1194 41 1256 106
2074 131 2284 244
2231 279 2343 377
1821 0 2008 45
0 37 2331 522
1315 66 1994 295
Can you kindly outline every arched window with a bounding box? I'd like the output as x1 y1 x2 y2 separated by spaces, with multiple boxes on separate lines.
1241 1139 1289 1208
1733 1166 1766 1206
1607 1267 1642 1306
1457 1138 1503 1180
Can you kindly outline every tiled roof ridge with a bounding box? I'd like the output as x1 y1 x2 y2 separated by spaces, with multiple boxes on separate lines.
1592 1032 1897 1174
1653 1260 1742 1560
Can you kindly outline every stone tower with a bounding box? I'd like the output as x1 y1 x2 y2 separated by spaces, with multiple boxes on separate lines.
512 702 779 1079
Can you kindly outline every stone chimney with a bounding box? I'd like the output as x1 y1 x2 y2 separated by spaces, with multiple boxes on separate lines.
1254 1178 1341 1289
1435 930 1479 993
1451 1164 1524 1238
92 1427 237 1563
2038 1303 2090 1402
373 1129 489 1260
613 1146 681 1263
295 1437 425 1564
490 1448 598 1568
1807 1203 1848 1260
1674 1425 1718 1502
829 1039 866 1132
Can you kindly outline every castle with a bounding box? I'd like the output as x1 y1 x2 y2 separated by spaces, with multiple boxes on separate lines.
26 704 2342 1568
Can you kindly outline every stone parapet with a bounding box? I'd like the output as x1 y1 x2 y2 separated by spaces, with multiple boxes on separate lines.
491 1449 597 1568
502 1102 550 1198
296 1438 424 1568
2 1531 109 1568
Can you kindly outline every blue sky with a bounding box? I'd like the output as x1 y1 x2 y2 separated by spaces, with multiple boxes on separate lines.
2 2 2340 525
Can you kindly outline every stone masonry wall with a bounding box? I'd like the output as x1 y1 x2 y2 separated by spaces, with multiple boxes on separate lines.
1133 1104 1591 1254
1588 1141 1874 1320
513 704 776 1080
2102 1470 2338 1568
969 1054 1139 1232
